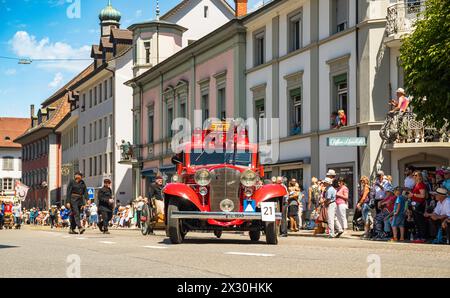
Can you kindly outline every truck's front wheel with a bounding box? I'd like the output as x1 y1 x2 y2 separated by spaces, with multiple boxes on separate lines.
167 201 184 244
265 221 278 245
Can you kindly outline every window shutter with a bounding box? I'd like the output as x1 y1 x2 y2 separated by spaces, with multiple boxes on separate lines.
334 73 347 84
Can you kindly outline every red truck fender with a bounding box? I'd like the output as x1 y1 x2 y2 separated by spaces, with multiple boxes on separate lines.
163 183 204 211
253 184 287 206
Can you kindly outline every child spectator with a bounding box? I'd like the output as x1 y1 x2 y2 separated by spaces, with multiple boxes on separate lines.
391 187 408 241
338 110 347 127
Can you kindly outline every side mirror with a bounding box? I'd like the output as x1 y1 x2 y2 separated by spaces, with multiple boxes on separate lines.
171 155 183 165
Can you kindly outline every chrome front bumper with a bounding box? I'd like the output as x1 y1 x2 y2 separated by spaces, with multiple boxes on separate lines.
171 211 282 220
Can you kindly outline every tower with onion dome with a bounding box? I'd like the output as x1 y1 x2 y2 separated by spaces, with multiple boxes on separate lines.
99 0 121 37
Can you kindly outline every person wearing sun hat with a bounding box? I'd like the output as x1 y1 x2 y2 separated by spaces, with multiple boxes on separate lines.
390 87 409 113
424 188 449 244
323 177 343 238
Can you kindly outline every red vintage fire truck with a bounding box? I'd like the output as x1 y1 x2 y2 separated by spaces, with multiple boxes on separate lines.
163 121 287 244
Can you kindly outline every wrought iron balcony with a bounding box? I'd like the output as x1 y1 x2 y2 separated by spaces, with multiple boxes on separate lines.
380 111 449 145
118 144 141 164
386 1 425 38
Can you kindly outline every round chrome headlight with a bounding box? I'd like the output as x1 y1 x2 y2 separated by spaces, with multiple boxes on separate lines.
240 170 258 187
220 199 234 212
171 174 180 183
199 186 208 196
194 169 211 186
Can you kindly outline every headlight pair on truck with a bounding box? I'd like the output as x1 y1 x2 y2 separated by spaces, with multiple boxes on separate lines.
193 169 258 187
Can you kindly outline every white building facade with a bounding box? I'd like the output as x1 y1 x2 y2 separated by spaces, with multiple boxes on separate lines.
243 0 439 208
0 118 29 197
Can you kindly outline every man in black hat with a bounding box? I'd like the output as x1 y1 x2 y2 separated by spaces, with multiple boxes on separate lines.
66 172 88 234
147 175 164 234
97 179 114 234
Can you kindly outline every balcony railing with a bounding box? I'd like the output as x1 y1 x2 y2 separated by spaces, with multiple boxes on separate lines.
119 144 141 164
380 111 449 144
386 1 426 37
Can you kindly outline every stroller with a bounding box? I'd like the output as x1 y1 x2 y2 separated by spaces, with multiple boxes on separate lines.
352 208 365 231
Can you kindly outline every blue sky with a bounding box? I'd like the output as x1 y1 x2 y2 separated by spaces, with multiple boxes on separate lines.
0 0 262 118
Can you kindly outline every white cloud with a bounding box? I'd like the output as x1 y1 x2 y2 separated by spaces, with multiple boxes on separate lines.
9 31 91 72
48 72 64 88
4 68 17 76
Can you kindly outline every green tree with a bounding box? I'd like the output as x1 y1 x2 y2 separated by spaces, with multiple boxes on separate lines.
400 0 450 127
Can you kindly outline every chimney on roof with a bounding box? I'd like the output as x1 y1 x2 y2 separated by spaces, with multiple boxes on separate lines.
235 0 248 18
30 105 35 118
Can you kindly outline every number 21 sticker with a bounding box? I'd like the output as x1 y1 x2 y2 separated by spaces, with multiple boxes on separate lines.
261 202 276 222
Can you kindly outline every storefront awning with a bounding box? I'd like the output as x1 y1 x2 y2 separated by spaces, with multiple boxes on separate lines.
141 168 157 177
263 157 311 166
159 165 176 173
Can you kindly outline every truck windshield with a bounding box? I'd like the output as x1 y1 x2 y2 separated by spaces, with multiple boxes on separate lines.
190 150 252 167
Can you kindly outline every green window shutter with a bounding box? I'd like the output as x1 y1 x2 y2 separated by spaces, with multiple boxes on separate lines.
255 99 264 108
290 87 301 98
333 73 347 84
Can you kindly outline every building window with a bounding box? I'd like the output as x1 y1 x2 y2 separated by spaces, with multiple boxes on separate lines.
167 107 174 138
109 77 113 98
255 99 265 141
94 156 97 177
82 126 86 144
89 123 92 142
201 93 209 125
104 80 108 101
289 88 302 135
332 73 348 128
288 11 302 52
89 157 93 177
2 157 14 171
94 86 98 105
254 29 265 67
148 108 154 144
144 41 151 64
99 155 102 176
74 125 78 145
104 153 108 174
332 0 348 34
281 168 304 186
82 159 86 175
89 89 93 108
218 88 226 120
94 121 97 141
99 119 103 139
109 114 113 136
204 6 209 18
99 83 103 104
82 94 86 112
1 178 14 190
104 116 108 137
109 152 113 175
180 102 187 119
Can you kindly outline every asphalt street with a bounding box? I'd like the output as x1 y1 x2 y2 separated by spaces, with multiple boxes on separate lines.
0 226 449 278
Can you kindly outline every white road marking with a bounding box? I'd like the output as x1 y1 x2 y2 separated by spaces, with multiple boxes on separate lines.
63 236 71 239
76 237 87 240
143 245 169 249
224 252 275 257
99 241 116 244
